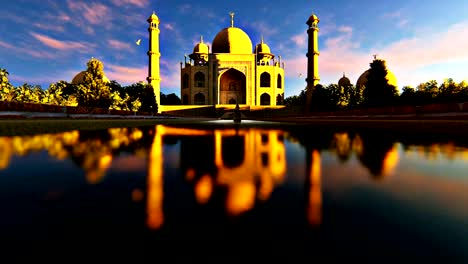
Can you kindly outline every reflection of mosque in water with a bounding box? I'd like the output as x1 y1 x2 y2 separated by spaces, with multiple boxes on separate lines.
2 127 468 231
148 126 287 226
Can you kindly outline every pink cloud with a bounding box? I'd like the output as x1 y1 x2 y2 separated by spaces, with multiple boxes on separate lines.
105 64 147 84
9 69 79 86
164 23 175 31
337 26 353 33
284 20 468 89
30 32 94 52
33 23 65 32
108 39 132 50
290 34 306 48
67 1 110 25
111 0 149 7
160 59 181 90
0 40 57 59
104 60 180 90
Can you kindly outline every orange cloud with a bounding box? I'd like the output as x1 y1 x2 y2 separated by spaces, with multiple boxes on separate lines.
111 0 148 7
108 39 132 50
30 32 94 52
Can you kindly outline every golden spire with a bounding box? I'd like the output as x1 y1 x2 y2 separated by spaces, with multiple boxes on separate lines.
229 12 235 27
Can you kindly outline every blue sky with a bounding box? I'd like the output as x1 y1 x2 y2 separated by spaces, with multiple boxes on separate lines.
1 0 468 97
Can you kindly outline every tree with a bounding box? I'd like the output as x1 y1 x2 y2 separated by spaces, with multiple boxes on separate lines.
160 92 181 105
140 85 158 113
76 58 112 108
363 59 398 107
399 86 416 105
15 83 43 103
0 68 15 101
123 82 158 113
44 80 77 106
310 84 334 112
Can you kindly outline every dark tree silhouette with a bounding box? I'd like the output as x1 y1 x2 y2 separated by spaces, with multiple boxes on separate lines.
363 59 398 107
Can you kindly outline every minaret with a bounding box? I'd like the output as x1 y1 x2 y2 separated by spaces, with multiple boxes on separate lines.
147 11 161 110
306 13 320 112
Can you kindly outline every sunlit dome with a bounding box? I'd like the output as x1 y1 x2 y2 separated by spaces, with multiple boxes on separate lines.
193 37 209 54
71 71 110 85
356 69 398 92
212 27 253 54
147 12 159 22
254 42 271 54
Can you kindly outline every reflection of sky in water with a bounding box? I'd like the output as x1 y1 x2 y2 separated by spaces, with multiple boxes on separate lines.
0 126 467 259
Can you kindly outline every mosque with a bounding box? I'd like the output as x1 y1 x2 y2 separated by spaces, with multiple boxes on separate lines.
70 10 398 112
179 13 285 106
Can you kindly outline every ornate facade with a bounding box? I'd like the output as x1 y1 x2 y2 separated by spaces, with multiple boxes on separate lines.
180 14 285 106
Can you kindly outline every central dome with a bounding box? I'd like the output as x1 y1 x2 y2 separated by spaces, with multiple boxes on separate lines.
212 27 253 54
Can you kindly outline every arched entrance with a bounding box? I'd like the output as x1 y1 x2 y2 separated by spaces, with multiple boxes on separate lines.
219 69 246 104
194 93 205 105
260 93 270 105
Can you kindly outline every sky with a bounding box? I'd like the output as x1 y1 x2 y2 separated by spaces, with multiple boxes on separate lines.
1 0 468 97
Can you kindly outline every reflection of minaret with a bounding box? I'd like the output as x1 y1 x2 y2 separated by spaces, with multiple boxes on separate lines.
306 149 322 226
147 125 164 230
147 11 161 111
305 13 320 112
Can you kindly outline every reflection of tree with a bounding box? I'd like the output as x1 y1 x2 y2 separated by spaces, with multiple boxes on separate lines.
353 130 399 179
0 127 154 184
289 127 400 180
331 132 354 162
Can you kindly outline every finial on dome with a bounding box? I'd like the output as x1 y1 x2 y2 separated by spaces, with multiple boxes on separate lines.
373 54 378 60
153 11 155 15
261 35 264 44
200 35 204 43
343 72 345 77
229 12 235 27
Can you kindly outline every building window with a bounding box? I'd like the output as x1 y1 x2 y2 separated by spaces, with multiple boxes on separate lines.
277 74 282 88
183 73 189 89
260 72 270 87
194 72 205 88
260 93 270 105
194 93 205 105
183 95 189 104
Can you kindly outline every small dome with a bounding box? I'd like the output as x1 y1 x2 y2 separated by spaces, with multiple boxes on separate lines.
356 69 398 91
71 71 110 85
147 12 159 22
338 73 351 87
307 14 319 25
212 27 253 54
254 43 271 54
193 36 209 54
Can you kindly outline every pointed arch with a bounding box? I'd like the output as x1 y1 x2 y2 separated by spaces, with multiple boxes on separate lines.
194 72 205 88
260 72 271 87
277 74 282 88
219 68 246 104
194 92 205 105
260 93 270 105
182 73 189 89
